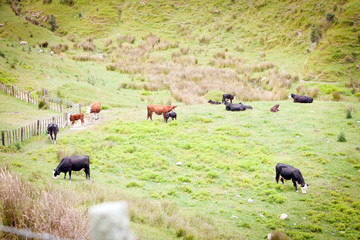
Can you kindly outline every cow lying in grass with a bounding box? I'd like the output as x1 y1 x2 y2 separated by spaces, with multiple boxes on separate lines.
208 99 221 104
270 104 280 112
290 93 313 103
224 101 253 111
275 163 309 193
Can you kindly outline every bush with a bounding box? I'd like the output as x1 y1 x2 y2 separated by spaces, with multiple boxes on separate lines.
310 25 322 43
346 109 352 119
332 90 341 101
269 230 290 240
0 50 5 58
337 132 346 142
49 15 57 31
310 87 319 98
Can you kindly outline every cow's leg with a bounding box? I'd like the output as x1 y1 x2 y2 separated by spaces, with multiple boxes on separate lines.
163 112 167 122
275 172 280 183
69 171 72 181
64 172 67 179
85 167 90 180
292 179 298 192
53 132 57 145
280 176 285 184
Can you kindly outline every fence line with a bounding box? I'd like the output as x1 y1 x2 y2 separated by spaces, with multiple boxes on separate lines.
0 224 67 240
0 82 74 112
0 83 82 147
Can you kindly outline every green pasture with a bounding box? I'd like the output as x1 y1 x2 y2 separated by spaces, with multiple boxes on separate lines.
1 100 360 239
0 91 60 129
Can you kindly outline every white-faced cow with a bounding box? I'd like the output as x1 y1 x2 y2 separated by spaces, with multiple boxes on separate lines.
47 123 59 144
275 163 309 193
290 93 313 103
87 101 101 121
165 111 177 123
53 155 90 181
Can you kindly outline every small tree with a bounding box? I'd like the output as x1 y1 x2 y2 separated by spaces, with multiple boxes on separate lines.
346 109 352 119
310 25 322 43
338 132 346 142
49 15 58 31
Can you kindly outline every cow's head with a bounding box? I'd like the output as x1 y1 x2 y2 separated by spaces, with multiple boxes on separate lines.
53 169 60 179
300 183 309 194
290 93 295 99
171 106 177 111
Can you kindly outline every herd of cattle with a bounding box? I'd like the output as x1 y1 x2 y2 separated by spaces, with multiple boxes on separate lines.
50 93 313 193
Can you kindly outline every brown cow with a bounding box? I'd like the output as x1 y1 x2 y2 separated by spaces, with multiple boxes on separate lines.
87 102 101 121
69 113 84 125
270 104 279 112
147 105 177 121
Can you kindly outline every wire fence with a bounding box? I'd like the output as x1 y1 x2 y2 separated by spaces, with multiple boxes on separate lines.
0 82 81 147
0 224 68 240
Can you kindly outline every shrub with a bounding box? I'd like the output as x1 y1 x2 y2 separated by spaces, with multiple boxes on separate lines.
49 15 57 31
104 38 112 47
346 109 352 119
270 230 291 240
310 25 322 43
337 132 346 142
332 90 341 101
43 0 52 4
39 41 48 48
117 34 136 44
50 44 68 53
126 181 141 188
106 64 116 71
199 36 212 45
60 0 74 6
0 50 5 58
296 85 307 95
101 105 109 110
326 13 335 23
309 87 319 98
82 42 96 51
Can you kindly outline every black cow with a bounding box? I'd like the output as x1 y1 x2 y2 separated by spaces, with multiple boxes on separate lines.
222 94 235 103
208 99 221 104
290 93 313 103
165 111 177 123
224 100 246 111
53 155 90 181
275 163 308 193
47 123 59 144
239 102 253 109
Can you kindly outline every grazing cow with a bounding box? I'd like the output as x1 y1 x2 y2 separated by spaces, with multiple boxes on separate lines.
290 93 313 103
87 101 101 121
165 112 177 123
222 94 235 103
147 105 177 121
46 123 59 144
69 113 84 125
53 155 90 181
208 99 222 104
270 104 280 112
275 163 309 193
224 100 246 111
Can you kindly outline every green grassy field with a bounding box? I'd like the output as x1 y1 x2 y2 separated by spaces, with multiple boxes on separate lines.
1 0 360 239
0 91 60 129
1 100 360 239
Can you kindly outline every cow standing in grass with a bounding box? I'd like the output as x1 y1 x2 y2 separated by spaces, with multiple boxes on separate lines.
53 155 90 181
147 105 177 121
222 94 235 103
47 123 59 144
69 113 84 126
87 101 101 121
275 163 309 193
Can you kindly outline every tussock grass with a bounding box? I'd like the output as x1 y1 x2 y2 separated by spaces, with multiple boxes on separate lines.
0 167 89 239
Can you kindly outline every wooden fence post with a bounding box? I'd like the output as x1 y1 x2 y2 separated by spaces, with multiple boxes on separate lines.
60 100 62 112
11 86 14 96
37 120 40 135
1 130 4 146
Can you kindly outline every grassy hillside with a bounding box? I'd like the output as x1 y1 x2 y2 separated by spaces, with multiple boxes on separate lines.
0 0 359 104
1 101 360 239
0 91 60 129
